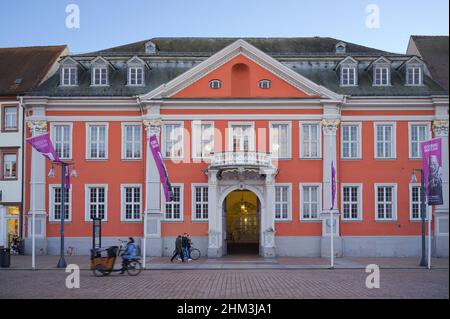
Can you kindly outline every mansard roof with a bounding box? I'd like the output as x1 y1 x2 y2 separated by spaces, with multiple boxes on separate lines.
76 37 396 58
27 38 448 98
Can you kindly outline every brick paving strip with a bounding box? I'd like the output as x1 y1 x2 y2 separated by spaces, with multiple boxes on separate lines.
0 268 448 299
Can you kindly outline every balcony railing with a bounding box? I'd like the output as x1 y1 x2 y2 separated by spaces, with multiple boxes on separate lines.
210 152 273 168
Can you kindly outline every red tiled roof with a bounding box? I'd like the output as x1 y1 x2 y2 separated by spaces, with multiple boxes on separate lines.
0 45 67 96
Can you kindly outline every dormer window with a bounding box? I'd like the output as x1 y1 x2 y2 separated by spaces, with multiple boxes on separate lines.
259 79 271 89
92 66 108 86
406 66 422 86
335 42 347 54
374 67 389 86
128 67 144 86
61 66 77 86
145 41 157 54
341 67 357 86
209 80 222 89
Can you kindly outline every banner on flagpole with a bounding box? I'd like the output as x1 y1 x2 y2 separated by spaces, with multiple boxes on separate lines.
26 132 60 162
421 138 443 206
149 134 173 202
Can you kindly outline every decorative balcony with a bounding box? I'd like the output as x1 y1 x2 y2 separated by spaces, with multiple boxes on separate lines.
210 152 273 169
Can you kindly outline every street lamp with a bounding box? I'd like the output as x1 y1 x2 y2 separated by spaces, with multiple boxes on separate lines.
410 169 427 267
49 161 77 268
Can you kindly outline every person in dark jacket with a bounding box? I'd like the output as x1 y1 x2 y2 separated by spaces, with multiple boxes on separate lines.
181 233 189 259
170 235 184 262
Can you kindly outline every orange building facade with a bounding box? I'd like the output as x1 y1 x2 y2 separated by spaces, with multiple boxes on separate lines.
22 38 449 257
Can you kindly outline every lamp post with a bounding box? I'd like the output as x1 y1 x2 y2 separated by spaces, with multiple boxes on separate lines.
49 161 77 268
410 169 427 267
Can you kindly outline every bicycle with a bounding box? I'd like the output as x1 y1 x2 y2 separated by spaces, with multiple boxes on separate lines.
173 243 201 261
91 239 142 277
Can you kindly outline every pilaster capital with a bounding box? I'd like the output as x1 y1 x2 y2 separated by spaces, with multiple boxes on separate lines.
321 119 340 135
26 120 47 134
143 118 162 136
206 169 219 186
433 120 449 137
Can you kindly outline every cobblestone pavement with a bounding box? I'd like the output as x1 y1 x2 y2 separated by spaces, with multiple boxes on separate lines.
0 268 448 299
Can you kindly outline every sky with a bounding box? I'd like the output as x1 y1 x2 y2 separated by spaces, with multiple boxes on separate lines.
0 0 448 54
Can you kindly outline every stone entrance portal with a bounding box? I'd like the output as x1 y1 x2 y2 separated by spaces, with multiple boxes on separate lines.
224 190 260 255
206 152 278 258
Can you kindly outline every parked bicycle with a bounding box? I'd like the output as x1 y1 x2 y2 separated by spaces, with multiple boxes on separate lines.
91 239 142 277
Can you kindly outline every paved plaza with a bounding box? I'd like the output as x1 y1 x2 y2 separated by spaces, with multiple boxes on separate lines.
0 256 448 299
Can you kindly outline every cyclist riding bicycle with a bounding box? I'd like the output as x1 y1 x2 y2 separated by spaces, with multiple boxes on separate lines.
120 237 137 274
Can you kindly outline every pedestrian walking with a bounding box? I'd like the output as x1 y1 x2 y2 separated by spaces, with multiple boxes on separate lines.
170 235 184 262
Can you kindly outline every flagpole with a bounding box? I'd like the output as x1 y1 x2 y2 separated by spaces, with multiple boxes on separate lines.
428 210 431 269
31 126 36 270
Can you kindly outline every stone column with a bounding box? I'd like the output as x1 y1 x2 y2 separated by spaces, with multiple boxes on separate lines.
143 118 163 256
26 119 48 254
433 119 449 257
207 169 221 258
261 167 277 257
0 206 6 247
320 118 342 258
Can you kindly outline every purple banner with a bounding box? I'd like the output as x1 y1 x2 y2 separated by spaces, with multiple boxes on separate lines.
421 138 443 206
26 132 60 162
331 160 336 210
149 134 173 202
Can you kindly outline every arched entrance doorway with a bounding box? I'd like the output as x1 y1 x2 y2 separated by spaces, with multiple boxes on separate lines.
223 190 260 255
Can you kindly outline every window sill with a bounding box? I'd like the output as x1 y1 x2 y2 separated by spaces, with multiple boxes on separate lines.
299 157 322 160
341 219 363 223
374 219 398 223
161 220 184 223
85 158 109 161
1 129 19 133
299 219 321 222
275 219 292 223
120 220 143 223
373 158 397 161
0 178 18 181
49 221 72 224
121 158 143 161
341 158 362 161
191 219 208 223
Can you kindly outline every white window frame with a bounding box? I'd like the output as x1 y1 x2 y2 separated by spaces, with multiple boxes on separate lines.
162 183 184 222
120 184 142 222
408 122 431 159
409 183 432 221
228 122 255 152
161 121 184 160
50 122 73 160
48 184 72 222
374 183 397 221
121 122 142 160
374 122 396 159
406 66 423 86
191 183 209 221
373 67 390 86
274 183 292 221
341 183 363 221
341 122 362 159
341 67 357 86
91 66 108 86
299 121 322 159
259 79 272 89
85 184 109 222
270 121 292 160
299 183 322 221
209 79 222 89
86 123 109 160
128 66 145 86
191 121 214 160
61 66 77 86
